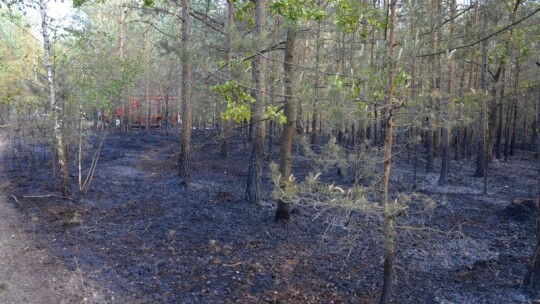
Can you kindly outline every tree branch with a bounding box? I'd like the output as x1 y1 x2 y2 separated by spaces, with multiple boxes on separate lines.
122 5 181 19
209 71 300 99
128 19 177 38
190 10 225 35
418 6 540 58
206 41 286 81
241 41 286 62
419 4 475 38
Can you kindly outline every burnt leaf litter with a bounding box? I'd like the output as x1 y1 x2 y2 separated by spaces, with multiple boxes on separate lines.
5 129 539 303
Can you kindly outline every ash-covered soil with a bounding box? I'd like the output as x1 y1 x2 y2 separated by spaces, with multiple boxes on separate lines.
3 128 539 303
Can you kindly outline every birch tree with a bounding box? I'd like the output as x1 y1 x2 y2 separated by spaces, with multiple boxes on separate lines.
40 0 71 197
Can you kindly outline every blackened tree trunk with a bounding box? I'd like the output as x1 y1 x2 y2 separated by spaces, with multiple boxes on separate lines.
490 0 520 161
40 0 71 197
455 126 461 161
495 69 506 159
462 126 468 159
521 89 540 294
475 110 486 177
510 59 521 156
426 126 434 173
245 0 266 203
275 27 296 221
504 99 512 160
164 91 170 131
455 61 466 162
486 86 497 163
439 120 450 184
523 237 540 295
179 0 192 179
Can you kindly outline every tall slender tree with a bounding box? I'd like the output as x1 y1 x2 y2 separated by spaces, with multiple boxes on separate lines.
40 0 71 197
521 82 540 295
475 3 489 178
380 0 397 302
245 0 267 203
220 0 235 158
275 26 297 220
179 0 193 179
439 0 456 186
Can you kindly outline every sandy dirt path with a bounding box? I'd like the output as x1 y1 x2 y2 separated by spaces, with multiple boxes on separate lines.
0 135 100 304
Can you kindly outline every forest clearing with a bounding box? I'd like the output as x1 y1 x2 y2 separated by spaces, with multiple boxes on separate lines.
1 0 540 302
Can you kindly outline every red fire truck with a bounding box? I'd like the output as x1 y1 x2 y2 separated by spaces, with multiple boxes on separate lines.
115 96 179 128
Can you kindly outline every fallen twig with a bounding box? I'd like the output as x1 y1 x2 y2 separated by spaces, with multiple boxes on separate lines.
22 194 73 201
222 262 244 267
10 194 21 204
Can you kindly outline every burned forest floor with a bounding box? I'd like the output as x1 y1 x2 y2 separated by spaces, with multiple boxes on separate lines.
1 127 539 303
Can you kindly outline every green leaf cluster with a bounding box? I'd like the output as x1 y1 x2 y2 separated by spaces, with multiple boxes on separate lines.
270 0 326 23
265 104 286 123
394 70 410 87
329 75 344 88
235 0 255 28
332 0 382 34
213 81 255 123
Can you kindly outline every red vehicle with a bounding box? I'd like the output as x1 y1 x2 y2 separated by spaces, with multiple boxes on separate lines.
115 96 179 128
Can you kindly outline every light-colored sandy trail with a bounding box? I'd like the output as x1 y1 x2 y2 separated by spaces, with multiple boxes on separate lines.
0 135 101 304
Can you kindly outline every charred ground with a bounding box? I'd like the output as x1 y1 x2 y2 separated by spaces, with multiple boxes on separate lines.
2 128 539 303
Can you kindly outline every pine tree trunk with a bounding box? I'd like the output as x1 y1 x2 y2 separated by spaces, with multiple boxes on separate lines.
504 101 511 160
462 126 468 159
523 112 528 146
379 1 397 303
164 92 170 131
455 126 461 162
439 0 455 186
179 0 192 179
439 126 450 185
146 84 151 133
40 0 71 197
373 105 378 145
119 3 127 132
495 69 506 159
533 103 537 147
475 6 488 177
486 85 497 163
221 0 235 158
456 60 465 160
275 27 297 221
522 234 540 295
245 0 266 203
426 127 434 173
267 119 274 158
475 118 486 178
425 0 439 173
510 60 521 156
521 90 540 294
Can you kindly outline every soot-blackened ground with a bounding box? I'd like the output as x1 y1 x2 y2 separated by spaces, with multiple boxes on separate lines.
5 129 538 303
